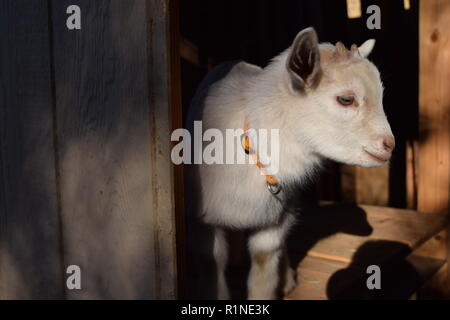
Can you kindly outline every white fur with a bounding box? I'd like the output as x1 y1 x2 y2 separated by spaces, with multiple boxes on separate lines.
186 28 394 299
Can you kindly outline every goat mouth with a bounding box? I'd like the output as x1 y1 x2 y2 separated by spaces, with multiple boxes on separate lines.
363 149 390 162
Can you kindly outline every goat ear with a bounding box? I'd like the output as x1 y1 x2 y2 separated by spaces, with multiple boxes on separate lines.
287 27 321 92
358 39 375 58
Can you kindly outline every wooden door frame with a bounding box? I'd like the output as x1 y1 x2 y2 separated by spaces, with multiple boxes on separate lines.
167 0 186 299
146 0 184 299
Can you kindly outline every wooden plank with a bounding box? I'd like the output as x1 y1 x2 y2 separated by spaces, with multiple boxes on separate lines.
419 0 450 292
147 0 179 300
287 254 444 300
168 0 186 299
51 0 176 299
414 230 447 260
308 236 410 265
287 203 447 299
418 0 450 216
365 213 444 248
286 256 354 300
289 203 447 263
406 139 418 209
355 166 389 206
418 263 449 299
0 0 64 298
341 152 390 208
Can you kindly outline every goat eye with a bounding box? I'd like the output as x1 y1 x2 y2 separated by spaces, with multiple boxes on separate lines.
337 95 355 106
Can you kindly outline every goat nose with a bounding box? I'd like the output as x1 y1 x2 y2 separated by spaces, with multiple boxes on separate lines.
382 136 395 152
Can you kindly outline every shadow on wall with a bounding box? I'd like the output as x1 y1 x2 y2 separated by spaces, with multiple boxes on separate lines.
1 0 173 299
49 0 166 299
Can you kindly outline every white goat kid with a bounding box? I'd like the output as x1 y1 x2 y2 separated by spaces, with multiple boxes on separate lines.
186 27 395 300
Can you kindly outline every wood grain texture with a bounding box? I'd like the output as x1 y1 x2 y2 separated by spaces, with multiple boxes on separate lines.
284 202 448 299
355 166 389 206
147 0 178 299
302 203 448 263
0 0 64 299
286 256 353 300
51 0 176 299
286 254 443 300
223 201 448 299
418 263 449 299
418 0 450 294
414 231 447 260
168 0 186 299
406 139 418 209
418 0 450 215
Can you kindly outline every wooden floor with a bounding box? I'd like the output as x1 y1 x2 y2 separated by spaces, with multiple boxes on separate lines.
285 203 448 300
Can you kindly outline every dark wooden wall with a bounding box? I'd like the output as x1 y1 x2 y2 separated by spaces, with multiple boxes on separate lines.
0 0 63 299
0 0 178 299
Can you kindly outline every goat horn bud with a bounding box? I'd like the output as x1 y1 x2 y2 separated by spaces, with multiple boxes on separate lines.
335 41 346 52
351 44 360 56
334 42 352 60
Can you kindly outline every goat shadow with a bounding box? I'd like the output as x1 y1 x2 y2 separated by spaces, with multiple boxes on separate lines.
287 202 374 266
326 240 424 299
224 201 375 299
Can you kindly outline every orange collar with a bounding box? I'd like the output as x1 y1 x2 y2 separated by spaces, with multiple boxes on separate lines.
241 121 281 194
